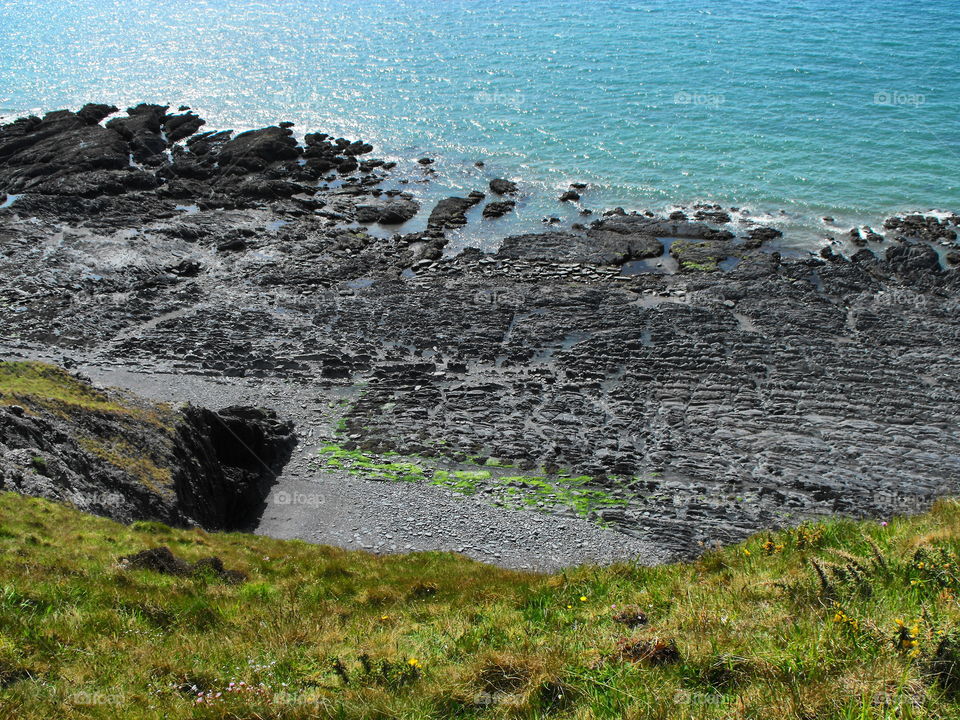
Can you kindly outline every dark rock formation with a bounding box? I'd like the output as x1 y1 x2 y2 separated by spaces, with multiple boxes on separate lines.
1 104 959 564
0 379 295 531
0 104 387 220
884 214 957 243
164 111 206 142
884 241 943 280
174 405 296 529
119 546 246 583
483 200 516 219
693 206 731 224
427 194 484 230
489 178 518 195
355 195 419 225
743 226 783 248
106 103 170 163
0 108 131 195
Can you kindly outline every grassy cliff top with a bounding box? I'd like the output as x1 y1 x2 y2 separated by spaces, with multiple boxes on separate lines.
0 361 125 413
1 491 959 719
0 361 171 426
0 360 175 491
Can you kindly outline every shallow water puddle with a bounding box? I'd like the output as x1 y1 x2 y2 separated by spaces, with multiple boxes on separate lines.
621 237 679 275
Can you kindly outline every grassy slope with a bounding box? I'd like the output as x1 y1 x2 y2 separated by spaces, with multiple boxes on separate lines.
1 493 959 719
0 361 147 417
2 360 959 719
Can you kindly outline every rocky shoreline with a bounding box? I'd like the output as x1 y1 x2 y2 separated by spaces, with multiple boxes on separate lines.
1 103 959 569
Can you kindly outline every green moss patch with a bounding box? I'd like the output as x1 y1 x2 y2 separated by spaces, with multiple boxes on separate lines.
314 445 628 520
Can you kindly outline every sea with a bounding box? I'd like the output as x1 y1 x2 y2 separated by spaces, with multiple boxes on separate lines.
1 0 958 252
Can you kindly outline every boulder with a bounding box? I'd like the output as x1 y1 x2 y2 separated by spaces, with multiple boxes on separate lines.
355 195 419 225
427 195 483 230
884 242 942 278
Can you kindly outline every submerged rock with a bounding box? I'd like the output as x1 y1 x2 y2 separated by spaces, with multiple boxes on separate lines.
483 200 516 219
489 178 518 195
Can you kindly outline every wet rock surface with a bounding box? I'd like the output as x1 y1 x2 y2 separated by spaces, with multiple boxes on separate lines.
1 104 959 568
428 193 485 230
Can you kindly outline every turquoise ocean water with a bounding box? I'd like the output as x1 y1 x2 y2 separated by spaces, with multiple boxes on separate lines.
1 0 958 249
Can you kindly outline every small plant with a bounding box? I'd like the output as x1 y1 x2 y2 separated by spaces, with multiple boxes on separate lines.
832 602 861 633
331 657 351 685
700 653 757 691
761 537 784 555
332 655 423 689
910 546 960 591
408 581 438 599
476 657 532 696
789 522 825 550
893 618 923 658
536 679 573 713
